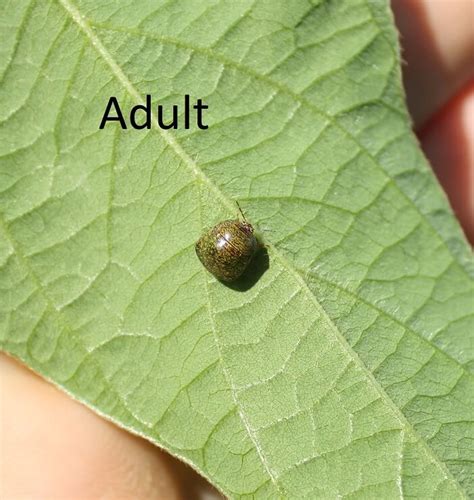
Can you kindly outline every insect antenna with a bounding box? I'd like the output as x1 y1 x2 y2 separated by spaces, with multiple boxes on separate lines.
236 201 247 222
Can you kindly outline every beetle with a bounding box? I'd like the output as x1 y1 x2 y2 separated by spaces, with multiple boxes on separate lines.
195 205 259 282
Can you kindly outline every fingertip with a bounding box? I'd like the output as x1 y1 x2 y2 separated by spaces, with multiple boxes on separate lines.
0 354 210 499
392 0 474 127
418 82 474 245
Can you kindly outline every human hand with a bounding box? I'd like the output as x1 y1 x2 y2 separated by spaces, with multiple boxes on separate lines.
392 0 474 244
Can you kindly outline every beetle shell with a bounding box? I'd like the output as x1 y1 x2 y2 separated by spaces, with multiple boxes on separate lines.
195 219 258 282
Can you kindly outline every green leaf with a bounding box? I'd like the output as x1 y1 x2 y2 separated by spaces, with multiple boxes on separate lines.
1 0 473 497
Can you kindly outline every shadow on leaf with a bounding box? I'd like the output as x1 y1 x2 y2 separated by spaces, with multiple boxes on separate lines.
223 246 269 292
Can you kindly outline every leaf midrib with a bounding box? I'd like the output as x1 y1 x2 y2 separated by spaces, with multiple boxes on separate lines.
54 0 467 495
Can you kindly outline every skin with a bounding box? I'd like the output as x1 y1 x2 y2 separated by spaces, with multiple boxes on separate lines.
1 1 473 499
195 220 258 282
